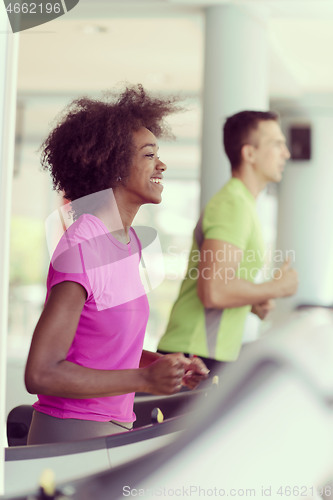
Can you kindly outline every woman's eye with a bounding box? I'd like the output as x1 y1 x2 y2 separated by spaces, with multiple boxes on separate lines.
146 154 155 158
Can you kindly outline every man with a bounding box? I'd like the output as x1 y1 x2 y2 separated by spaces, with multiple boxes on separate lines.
158 110 298 372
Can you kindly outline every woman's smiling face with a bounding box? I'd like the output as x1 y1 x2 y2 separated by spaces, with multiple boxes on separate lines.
123 127 167 206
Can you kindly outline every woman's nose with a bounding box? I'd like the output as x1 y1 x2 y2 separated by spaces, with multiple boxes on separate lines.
157 158 167 171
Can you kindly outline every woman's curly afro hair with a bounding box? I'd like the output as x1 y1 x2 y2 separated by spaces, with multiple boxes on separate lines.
41 84 180 203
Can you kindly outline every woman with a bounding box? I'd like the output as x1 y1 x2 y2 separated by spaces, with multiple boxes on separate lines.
25 85 208 445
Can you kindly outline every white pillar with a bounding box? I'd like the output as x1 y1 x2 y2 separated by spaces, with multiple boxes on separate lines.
0 6 19 494
200 4 269 207
275 97 333 314
200 5 270 341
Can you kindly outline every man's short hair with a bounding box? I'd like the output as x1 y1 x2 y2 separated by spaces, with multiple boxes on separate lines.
223 110 279 171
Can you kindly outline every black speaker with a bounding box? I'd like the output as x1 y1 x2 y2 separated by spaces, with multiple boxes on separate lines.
289 125 311 161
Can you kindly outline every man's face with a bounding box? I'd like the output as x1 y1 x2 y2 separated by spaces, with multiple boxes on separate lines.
250 120 290 184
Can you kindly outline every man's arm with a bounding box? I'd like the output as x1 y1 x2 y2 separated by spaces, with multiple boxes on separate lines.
197 239 298 309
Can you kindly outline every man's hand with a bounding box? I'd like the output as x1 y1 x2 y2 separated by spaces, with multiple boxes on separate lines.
251 299 275 320
273 258 298 297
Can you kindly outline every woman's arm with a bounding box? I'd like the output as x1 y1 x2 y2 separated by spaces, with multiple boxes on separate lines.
139 350 163 367
140 350 209 389
25 281 189 397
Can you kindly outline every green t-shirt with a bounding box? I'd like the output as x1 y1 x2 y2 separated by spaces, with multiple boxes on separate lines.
158 178 265 361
